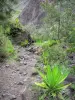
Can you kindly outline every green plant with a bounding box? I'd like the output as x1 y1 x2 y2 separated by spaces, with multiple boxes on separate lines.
35 65 70 99
67 28 75 44
42 42 67 65
20 40 29 47
71 84 75 90
8 18 23 37
35 39 67 65
0 26 15 60
35 40 57 47
70 66 75 75
70 84 75 99
10 18 22 29
0 0 18 26
0 0 17 60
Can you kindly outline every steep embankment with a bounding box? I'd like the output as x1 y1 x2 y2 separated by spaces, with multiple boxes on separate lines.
18 0 52 25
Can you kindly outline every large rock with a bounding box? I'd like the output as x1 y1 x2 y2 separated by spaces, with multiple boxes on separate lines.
19 0 52 25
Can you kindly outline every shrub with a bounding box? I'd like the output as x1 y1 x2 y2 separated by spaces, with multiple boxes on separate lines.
20 40 29 47
31 0 75 42
35 65 70 99
0 26 15 60
0 0 18 61
5 18 23 37
66 27 75 44
36 40 67 65
0 0 17 24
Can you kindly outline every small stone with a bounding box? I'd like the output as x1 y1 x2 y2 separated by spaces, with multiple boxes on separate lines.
65 75 75 83
17 81 24 85
23 72 27 76
19 56 24 59
20 61 24 64
0 96 1 99
14 82 17 84
31 68 38 76
19 71 23 74
2 94 6 97
20 87 27 100
5 65 9 68
31 72 38 76
24 77 29 82
24 62 27 65
16 69 20 71
24 57 29 60
20 87 32 100
9 95 16 100
16 58 20 62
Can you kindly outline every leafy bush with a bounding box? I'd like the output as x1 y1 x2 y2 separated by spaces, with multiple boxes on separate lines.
35 40 57 47
20 40 29 47
36 40 67 65
32 0 75 67
67 46 75 53
0 0 17 26
0 0 18 61
70 66 75 75
4 18 23 37
32 0 75 42
0 26 15 60
35 65 70 99
66 28 75 44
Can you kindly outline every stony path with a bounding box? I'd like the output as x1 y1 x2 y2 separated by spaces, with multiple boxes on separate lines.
0 46 39 100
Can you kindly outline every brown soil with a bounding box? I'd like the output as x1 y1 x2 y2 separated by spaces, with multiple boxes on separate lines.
0 45 39 100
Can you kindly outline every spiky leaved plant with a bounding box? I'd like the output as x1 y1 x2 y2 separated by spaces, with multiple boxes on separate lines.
35 65 70 100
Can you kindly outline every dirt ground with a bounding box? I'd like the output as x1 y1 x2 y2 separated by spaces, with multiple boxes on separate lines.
0 45 39 100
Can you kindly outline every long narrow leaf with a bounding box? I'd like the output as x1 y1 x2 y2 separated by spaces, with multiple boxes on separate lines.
35 82 48 88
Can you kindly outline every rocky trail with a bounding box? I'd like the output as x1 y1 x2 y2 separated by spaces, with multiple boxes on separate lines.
0 45 39 100
0 44 75 100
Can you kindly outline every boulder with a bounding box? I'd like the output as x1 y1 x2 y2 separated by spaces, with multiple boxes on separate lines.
19 0 53 25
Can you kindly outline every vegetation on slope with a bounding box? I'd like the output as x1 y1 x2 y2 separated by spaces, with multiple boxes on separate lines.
0 0 75 99
33 0 75 99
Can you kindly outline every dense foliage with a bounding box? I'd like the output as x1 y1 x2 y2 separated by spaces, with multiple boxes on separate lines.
34 0 75 99
0 0 17 60
0 0 17 25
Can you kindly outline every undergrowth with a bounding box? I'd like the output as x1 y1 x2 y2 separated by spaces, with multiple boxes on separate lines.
0 26 15 61
33 0 75 99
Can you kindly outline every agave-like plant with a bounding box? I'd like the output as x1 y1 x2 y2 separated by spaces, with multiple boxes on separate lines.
35 65 71 99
